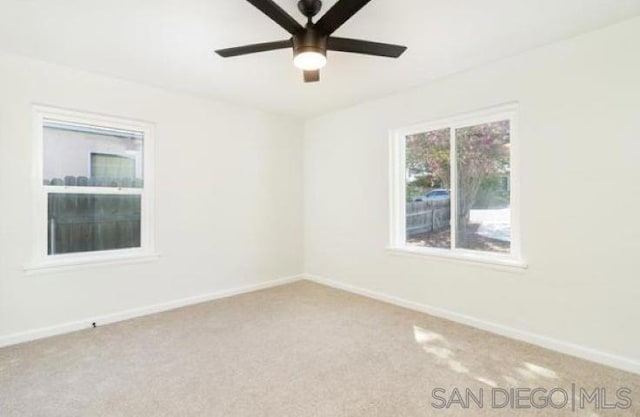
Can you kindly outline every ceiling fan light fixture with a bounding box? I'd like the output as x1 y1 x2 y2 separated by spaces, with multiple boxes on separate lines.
215 0 407 83
293 50 327 70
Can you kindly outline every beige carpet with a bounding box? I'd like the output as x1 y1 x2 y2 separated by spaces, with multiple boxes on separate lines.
1 280 638 416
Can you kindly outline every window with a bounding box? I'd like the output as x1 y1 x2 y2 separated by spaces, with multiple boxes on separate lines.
389 104 523 268
90 153 136 180
31 106 156 270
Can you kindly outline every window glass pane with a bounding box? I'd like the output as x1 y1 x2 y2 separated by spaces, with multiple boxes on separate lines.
455 120 511 253
405 128 451 249
43 122 143 188
48 194 141 255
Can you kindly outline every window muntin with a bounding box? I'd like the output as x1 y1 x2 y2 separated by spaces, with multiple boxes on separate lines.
391 105 521 266
32 107 155 269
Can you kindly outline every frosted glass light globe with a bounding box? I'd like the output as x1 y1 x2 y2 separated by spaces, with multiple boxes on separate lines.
293 51 327 70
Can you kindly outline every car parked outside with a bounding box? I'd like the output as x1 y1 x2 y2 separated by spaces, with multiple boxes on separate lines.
413 189 450 202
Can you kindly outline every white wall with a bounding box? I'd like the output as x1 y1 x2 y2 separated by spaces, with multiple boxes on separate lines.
0 52 303 339
304 17 640 368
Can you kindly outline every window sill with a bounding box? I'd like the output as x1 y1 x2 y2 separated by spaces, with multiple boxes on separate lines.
385 246 527 272
24 251 160 275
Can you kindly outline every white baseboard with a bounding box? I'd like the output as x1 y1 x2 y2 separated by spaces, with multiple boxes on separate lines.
4 272 638 375
303 273 640 375
0 274 304 348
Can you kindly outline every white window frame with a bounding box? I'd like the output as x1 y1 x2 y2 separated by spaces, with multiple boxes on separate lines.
27 105 157 272
388 103 526 269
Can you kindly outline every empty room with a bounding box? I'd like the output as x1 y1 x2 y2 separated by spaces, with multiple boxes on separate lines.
1 0 639 415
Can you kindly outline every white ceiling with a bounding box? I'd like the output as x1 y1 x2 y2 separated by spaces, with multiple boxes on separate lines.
0 0 639 118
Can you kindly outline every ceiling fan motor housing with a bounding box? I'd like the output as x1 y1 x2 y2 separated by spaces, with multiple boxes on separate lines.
293 26 328 58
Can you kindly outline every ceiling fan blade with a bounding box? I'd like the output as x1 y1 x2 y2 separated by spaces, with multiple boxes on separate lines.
303 70 320 82
315 0 371 35
215 40 292 57
246 0 304 35
327 37 407 57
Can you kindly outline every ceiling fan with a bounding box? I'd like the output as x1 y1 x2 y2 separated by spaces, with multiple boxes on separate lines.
215 0 407 83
